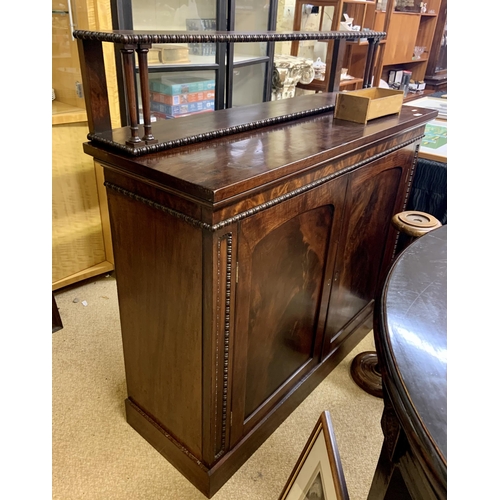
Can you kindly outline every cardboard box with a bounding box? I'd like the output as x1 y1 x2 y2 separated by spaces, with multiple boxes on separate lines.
158 44 190 64
334 87 404 124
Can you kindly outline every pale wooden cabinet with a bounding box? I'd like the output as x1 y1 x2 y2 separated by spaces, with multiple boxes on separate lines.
52 0 120 289
373 0 446 84
290 0 379 92
52 110 114 289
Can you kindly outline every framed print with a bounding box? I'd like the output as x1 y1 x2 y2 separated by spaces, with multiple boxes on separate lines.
279 411 349 500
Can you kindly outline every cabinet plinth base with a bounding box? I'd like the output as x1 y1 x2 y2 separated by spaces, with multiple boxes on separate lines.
125 311 373 498
125 399 211 494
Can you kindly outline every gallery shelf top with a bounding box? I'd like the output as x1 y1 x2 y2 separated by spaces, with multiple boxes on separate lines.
72 29 386 44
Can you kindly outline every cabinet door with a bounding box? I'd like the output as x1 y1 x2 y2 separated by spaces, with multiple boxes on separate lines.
230 176 347 445
323 148 412 355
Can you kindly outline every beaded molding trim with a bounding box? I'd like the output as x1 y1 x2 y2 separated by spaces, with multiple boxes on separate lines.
88 103 335 156
127 399 208 469
73 30 386 45
214 233 232 460
389 143 422 262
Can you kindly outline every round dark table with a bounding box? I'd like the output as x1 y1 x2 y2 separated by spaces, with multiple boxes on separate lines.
367 225 447 500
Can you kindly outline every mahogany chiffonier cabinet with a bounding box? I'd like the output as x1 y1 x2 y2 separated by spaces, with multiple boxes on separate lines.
74 29 436 497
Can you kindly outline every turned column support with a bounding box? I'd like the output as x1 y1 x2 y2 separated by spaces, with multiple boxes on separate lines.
136 44 157 144
328 38 347 93
120 43 145 148
364 38 380 88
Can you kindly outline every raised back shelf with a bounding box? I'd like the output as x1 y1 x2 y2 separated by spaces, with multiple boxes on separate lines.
74 29 385 156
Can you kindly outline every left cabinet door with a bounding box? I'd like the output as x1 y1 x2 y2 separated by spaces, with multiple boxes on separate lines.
229 175 347 446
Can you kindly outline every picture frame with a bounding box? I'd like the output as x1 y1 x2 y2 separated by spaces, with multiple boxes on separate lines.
279 411 350 500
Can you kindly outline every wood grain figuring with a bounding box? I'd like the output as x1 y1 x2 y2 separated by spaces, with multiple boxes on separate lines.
230 177 347 443
108 191 203 459
74 28 385 151
52 122 107 283
78 38 112 134
325 149 409 348
88 93 338 156
244 206 332 417
73 0 121 128
100 128 424 233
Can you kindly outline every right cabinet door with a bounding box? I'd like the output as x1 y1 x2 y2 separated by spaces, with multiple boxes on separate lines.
323 147 413 356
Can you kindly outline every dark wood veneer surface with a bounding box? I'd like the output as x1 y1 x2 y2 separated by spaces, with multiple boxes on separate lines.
383 225 447 462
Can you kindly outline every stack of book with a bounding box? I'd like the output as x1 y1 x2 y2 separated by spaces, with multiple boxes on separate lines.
149 76 216 119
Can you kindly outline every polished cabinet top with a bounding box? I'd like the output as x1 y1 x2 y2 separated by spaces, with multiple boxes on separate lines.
380 225 447 466
84 93 437 203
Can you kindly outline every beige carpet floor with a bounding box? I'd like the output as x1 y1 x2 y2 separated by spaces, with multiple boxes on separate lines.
53 274 384 500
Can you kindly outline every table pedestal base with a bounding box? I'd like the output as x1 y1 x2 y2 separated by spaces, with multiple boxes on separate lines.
350 351 382 398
